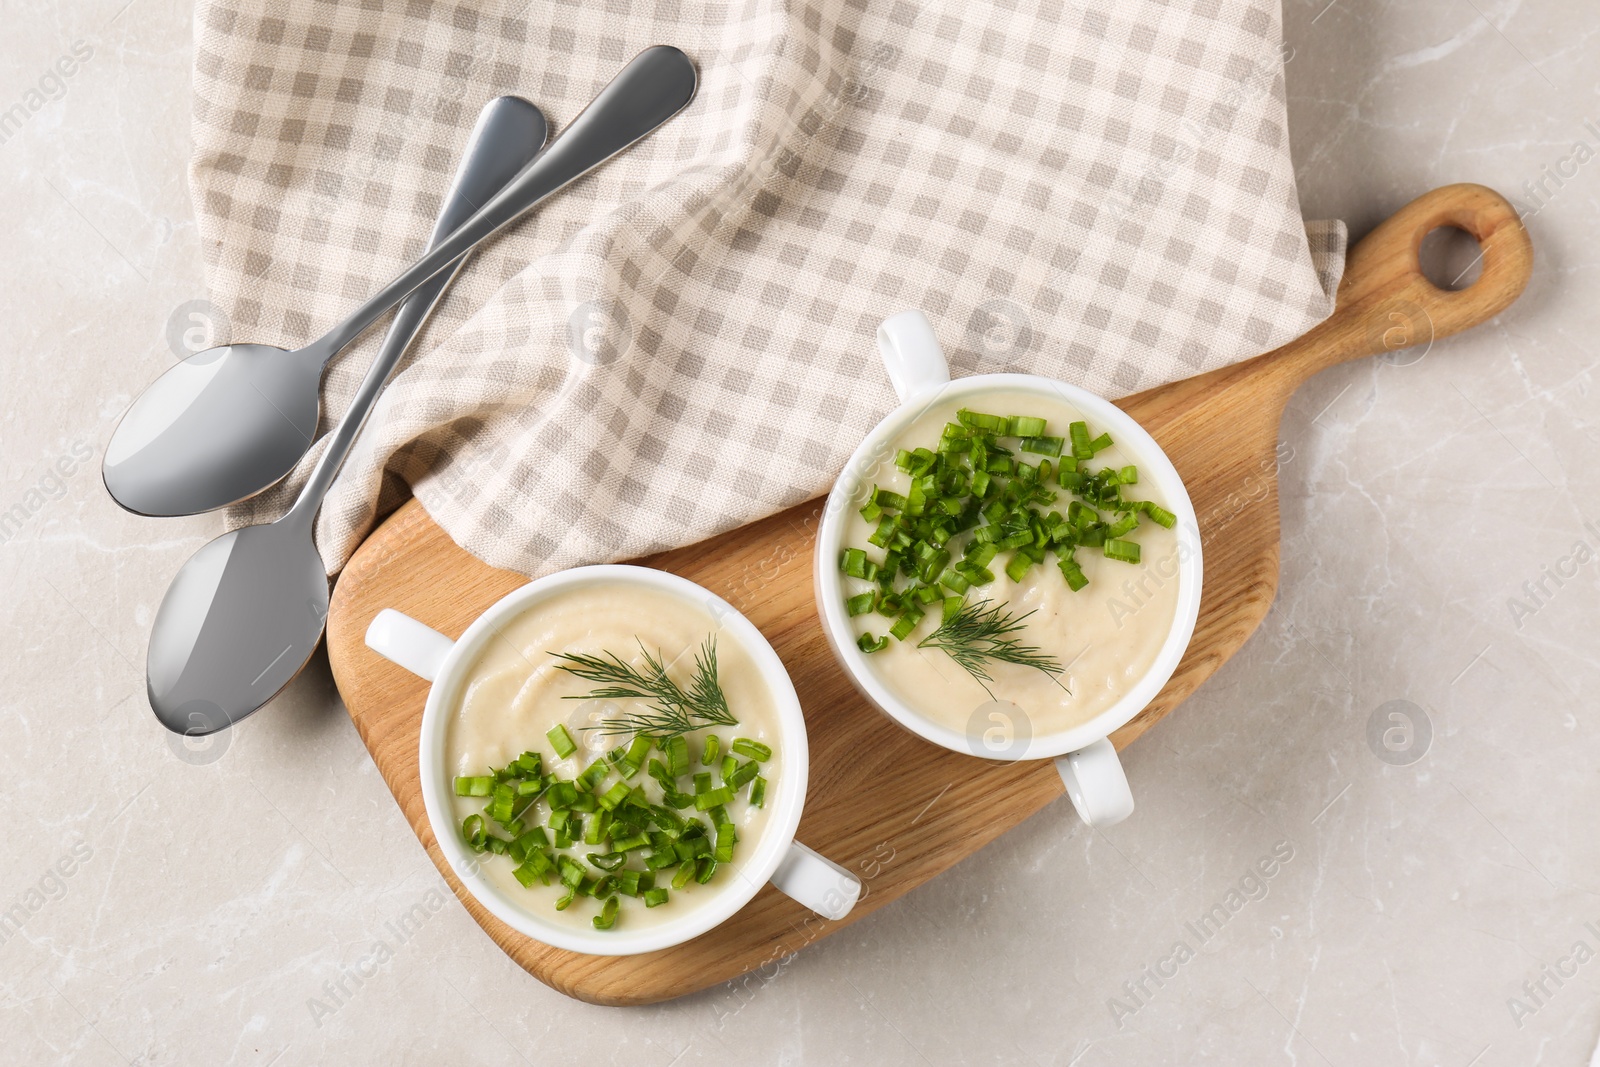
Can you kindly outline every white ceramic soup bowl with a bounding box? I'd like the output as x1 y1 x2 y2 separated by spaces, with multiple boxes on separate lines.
815 311 1202 828
365 563 860 956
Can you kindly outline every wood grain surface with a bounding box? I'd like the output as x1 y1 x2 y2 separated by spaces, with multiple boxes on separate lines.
325 184 1532 1005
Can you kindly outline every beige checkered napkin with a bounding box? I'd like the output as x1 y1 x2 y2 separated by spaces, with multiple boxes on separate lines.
192 0 1345 577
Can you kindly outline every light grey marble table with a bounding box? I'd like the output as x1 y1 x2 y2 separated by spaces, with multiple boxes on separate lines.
2 1 1596 1064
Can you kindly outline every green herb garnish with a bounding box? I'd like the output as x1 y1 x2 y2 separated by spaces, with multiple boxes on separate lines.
455 724 775 931
915 599 1065 693
551 636 738 740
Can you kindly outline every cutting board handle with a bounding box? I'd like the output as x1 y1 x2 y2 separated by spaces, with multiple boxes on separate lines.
1274 182 1533 388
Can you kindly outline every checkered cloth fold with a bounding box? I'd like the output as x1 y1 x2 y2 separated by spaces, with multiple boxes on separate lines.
192 0 1345 576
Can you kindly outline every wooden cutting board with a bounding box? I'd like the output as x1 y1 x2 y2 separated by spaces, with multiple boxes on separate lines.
326 184 1531 1005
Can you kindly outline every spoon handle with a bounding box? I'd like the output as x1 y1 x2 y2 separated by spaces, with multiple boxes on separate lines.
303 45 697 368
283 96 549 528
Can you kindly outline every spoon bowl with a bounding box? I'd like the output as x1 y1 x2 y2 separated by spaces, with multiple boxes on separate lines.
104 343 321 517
148 517 329 735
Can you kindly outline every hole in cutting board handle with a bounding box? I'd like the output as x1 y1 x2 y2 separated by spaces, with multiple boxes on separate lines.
1417 225 1484 291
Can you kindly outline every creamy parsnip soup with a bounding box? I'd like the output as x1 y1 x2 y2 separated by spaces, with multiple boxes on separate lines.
446 582 782 932
838 389 1182 740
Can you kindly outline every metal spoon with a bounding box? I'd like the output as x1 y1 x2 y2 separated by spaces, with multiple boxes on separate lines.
144 95 551 738
106 45 698 517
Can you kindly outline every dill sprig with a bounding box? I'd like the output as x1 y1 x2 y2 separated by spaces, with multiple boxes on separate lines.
917 599 1065 694
551 636 738 739
685 638 733 726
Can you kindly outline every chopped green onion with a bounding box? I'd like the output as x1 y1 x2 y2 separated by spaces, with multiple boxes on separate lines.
1021 435 1063 457
957 408 1010 433
1107 512 1140 538
939 595 964 624
1104 538 1141 563
846 591 876 616
457 672 777 930
956 562 995 586
1004 552 1034 582
1138 501 1177 528
858 632 889 653
597 781 632 811
1011 415 1047 437
454 775 494 797
873 487 908 510
547 724 577 760
512 827 549 859
558 856 585 888
620 736 651 773
731 738 771 761
845 549 880 581
514 852 554 886
1069 421 1093 459
671 862 696 890
888 610 920 641
664 735 689 778
1058 552 1088 591
938 568 970 594
611 832 650 852
577 761 609 792
695 786 735 811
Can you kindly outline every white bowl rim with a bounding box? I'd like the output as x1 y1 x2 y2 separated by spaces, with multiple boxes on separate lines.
417 563 810 956
814 372 1203 762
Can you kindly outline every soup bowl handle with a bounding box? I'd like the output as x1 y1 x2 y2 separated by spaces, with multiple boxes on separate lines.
366 608 455 682
877 310 950 403
1054 739 1135 828
771 842 861 921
